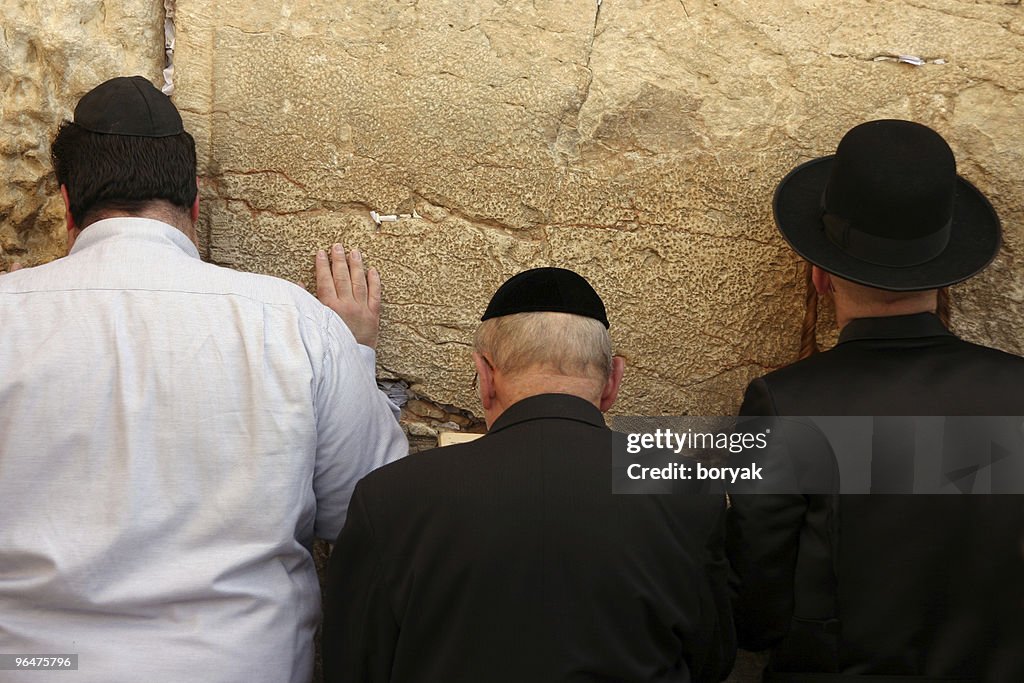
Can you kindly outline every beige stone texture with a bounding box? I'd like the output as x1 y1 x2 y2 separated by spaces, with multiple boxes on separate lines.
5 0 1024 421
168 0 1024 418
0 0 164 268
406 398 448 420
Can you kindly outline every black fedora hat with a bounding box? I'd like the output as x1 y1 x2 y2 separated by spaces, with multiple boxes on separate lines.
773 119 1001 291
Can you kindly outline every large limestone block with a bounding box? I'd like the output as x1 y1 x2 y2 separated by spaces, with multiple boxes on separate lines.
174 0 1023 417
0 0 164 267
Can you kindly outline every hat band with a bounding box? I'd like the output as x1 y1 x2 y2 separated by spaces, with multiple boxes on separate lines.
820 211 952 268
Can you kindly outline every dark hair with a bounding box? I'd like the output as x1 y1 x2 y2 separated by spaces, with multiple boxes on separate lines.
50 121 197 227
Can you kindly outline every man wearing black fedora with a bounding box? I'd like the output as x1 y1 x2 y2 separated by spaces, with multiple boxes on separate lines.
323 267 736 683
726 120 1024 681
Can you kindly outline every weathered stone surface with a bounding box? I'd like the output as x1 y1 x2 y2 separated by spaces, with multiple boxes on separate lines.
5 0 1023 422
406 398 447 420
168 0 1024 418
445 412 472 428
0 0 164 268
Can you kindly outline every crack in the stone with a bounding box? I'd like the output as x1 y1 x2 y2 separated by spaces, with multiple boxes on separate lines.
221 24 277 38
376 365 482 423
361 254 425 279
543 218 779 247
827 51 949 63
633 359 772 392
960 80 1024 97
413 191 548 240
221 168 311 193
203 173 383 220
403 325 473 349
903 0 1017 20
552 1 602 163
677 363 772 390
161 0 175 93
217 195 377 219
576 2 600 124
545 219 642 232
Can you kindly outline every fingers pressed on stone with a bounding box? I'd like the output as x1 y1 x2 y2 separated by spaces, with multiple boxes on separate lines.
348 248 367 301
315 250 336 303
331 243 351 296
367 267 382 315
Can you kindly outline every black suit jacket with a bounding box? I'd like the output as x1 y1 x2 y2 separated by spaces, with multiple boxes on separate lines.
727 313 1024 681
323 393 735 683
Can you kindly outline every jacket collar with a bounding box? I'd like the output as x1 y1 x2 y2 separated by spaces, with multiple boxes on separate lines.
70 217 201 260
838 312 954 345
487 393 608 436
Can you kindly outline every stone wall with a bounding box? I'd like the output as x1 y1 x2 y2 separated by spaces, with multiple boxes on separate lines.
0 0 164 266
167 0 1024 421
6 0 1023 422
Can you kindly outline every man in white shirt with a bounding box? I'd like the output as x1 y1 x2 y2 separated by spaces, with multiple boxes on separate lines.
0 76 407 682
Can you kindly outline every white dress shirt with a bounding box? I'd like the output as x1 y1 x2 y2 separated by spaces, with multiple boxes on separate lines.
0 218 407 682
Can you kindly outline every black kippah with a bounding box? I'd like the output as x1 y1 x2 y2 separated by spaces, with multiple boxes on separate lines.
74 76 184 137
481 267 609 328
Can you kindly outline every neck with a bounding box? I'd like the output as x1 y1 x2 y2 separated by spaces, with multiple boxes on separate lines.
833 291 938 331
485 372 603 428
84 205 198 247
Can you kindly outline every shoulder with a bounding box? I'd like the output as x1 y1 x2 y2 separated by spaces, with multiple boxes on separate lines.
753 332 1024 389
205 265 361 346
354 421 609 502
198 263 329 318
743 335 1024 416
0 267 32 292
351 439 487 520
180 264 366 370
948 336 1024 368
739 352 839 416
359 439 483 493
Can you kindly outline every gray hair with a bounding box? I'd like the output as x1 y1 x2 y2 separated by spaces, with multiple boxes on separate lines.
473 311 612 381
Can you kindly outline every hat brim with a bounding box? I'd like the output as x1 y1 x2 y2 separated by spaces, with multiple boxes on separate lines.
773 156 1001 291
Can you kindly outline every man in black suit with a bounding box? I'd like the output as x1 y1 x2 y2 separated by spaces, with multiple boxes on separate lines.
323 267 736 683
727 120 1024 682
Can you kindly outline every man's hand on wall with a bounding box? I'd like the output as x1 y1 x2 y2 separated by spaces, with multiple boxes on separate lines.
0 262 23 275
315 244 382 349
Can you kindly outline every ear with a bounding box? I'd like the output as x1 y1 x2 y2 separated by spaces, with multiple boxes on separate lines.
190 179 200 223
61 184 76 232
599 355 626 412
473 352 496 411
61 184 81 253
811 265 832 296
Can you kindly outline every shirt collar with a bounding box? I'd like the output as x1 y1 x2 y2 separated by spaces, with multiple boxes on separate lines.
70 217 201 260
487 393 608 435
838 312 954 345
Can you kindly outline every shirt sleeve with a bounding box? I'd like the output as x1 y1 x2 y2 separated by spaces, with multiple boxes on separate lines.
356 344 400 420
322 482 399 683
311 311 408 541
